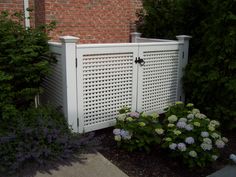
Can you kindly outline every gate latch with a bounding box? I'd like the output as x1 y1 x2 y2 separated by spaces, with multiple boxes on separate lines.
135 57 145 66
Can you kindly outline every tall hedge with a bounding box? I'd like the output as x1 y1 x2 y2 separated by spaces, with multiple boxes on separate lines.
137 0 236 128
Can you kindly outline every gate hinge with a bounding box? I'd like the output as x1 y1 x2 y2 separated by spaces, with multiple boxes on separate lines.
75 58 78 68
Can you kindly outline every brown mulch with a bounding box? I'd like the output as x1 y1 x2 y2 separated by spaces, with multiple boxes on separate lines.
94 127 236 177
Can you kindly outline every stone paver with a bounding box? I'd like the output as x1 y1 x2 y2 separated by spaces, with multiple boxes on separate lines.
33 152 129 177
207 165 236 177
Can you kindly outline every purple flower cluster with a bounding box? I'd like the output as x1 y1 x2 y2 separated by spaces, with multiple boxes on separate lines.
128 112 140 118
176 121 186 129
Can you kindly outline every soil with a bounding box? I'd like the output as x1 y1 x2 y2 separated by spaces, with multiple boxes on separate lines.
94 127 236 177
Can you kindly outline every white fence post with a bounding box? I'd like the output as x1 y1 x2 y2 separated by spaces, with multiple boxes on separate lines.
60 36 79 132
176 35 191 102
131 32 141 43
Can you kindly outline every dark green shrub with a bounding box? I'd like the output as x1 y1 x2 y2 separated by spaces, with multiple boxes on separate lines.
113 107 163 152
137 0 207 56
183 0 236 129
138 0 236 128
0 11 55 111
0 105 84 174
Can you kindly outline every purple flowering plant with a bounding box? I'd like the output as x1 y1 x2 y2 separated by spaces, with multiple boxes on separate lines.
162 102 228 167
0 106 90 175
113 107 163 152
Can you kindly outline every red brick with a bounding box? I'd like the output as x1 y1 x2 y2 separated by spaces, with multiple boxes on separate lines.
0 0 142 43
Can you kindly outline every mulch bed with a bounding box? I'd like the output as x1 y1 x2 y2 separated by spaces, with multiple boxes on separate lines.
94 127 236 177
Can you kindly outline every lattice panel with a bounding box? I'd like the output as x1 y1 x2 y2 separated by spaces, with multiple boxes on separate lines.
41 51 64 109
82 52 134 127
141 50 179 112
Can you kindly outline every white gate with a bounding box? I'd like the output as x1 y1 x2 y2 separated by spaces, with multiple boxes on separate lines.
44 34 190 133
76 44 138 132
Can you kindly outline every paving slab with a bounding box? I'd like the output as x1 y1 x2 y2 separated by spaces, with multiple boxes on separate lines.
33 152 129 177
207 165 236 177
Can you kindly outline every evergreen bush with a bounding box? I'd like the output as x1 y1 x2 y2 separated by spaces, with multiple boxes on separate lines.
137 0 236 128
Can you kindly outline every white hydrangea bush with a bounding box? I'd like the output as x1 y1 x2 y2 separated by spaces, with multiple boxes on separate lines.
162 101 228 167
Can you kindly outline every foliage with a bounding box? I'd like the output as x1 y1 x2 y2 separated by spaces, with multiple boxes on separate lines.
162 102 228 167
137 0 236 128
0 11 55 112
113 107 163 152
0 105 85 174
183 0 236 129
137 0 207 56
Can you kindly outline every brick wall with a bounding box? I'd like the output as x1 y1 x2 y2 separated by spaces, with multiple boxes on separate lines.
0 0 24 14
0 0 142 43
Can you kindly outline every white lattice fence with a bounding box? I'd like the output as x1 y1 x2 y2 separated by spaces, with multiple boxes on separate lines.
43 34 190 133
76 45 138 132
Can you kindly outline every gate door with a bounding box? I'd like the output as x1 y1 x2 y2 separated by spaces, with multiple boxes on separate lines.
76 44 138 133
136 42 181 113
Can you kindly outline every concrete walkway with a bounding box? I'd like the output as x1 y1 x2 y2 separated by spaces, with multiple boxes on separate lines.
33 152 129 177
207 165 236 177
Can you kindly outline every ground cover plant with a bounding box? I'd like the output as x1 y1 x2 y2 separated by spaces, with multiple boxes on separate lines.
0 106 84 174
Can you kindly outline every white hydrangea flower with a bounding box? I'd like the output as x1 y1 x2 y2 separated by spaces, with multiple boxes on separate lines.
208 124 215 131
211 132 220 139
169 143 177 150
201 143 212 151
185 137 195 144
179 118 187 122
141 112 147 118
201 131 209 138
187 114 194 119
195 113 207 119
176 121 186 129
192 108 200 115
168 115 178 123
222 137 229 143
173 129 182 135
212 155 218 161
210 120 220 126
117 113 126 121
177 143 187 151
113 128 121 135
126 117 134 122
168 123 175 128
203 138 212 144
151 112 159 119
155 128 164 135
215 139 225 148
114 135 121 141
185 124 194 131
165 137 172 142
189 150 197 158
193 122 201 127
